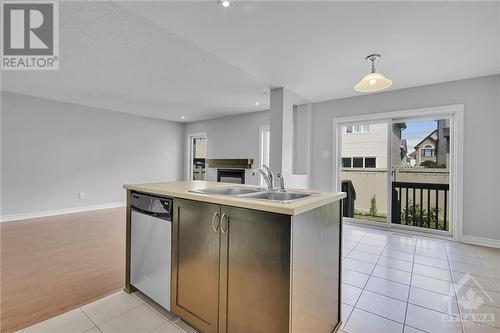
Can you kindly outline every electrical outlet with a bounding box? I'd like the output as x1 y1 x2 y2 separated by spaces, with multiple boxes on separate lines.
79 192 86 200
322 150 329 158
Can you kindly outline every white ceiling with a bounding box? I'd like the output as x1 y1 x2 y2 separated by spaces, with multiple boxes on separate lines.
3 1 499 122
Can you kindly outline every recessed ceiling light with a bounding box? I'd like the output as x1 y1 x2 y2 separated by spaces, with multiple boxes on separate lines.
218 0 231 8
255 102 260 106
354 54 392 93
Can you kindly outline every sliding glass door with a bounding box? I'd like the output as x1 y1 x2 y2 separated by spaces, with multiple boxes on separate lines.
390 118 452 234
340 121 389 226
338 114 454 236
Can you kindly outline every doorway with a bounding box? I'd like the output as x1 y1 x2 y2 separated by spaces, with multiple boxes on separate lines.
187 133 207 181
333 105 463 239
258 125 270 187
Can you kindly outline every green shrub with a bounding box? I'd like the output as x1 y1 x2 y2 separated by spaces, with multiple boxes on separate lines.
369 195 377 216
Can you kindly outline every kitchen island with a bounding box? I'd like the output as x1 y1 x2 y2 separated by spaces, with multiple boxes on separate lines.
123 181 345 333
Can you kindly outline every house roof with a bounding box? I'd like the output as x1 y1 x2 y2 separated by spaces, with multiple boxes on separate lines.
414 129 438 149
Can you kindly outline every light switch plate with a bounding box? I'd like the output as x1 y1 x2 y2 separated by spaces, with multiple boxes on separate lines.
322 150 329 158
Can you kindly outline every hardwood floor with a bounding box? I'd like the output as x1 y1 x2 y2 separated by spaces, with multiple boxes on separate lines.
0 208 125 333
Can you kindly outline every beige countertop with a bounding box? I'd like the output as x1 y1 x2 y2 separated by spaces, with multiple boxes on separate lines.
123 181 346 216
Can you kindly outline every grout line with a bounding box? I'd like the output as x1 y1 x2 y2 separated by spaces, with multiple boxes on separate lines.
79 309 103 333
444 236 465 333
402 232 417 330
342 231 371 329
345 231 391 329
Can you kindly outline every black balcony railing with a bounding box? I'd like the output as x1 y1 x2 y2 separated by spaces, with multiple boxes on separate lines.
392 182 449 231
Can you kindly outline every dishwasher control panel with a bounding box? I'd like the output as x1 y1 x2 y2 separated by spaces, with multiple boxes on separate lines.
130 192 172 220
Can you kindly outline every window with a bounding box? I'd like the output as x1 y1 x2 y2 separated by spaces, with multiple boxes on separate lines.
364 158 376 168
352 157 364 168
345 124 369 134
421 144 435 157
342 157 377 168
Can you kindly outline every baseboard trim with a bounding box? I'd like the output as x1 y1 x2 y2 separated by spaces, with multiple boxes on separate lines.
461 235 500 249
0 202 126 223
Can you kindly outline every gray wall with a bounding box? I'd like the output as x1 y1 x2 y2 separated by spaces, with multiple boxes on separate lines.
184 111 269 185
1 92 184 215
310 75 500 241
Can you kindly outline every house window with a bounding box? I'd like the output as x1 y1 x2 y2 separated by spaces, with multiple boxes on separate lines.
421 144 435 157
352 157 364 168
342 157 377 168
364 158 376 168
345 124 370 134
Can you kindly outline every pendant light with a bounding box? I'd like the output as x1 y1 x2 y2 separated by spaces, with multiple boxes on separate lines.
354 54 392 93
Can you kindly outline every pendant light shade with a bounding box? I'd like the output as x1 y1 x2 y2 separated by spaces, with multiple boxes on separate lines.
354 54 392 93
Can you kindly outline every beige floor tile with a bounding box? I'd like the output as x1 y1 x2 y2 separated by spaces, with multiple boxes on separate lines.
452 271 500 292
356 290 407 323
342 283 362 306
413 263 453 282
460 303 500 329
382 249 414 262
372 265 411 285
172 319 198 333
354 243 385 255
83 328 101 333
409 287 459 315
414 254 449 269
405 304 462 333
343 257 375 274
341 303 353 329
345 308 403 333
365 275 410 301
98 304 166 333
347 249 381 263
150 322 183 333
463 321 500 333
24 309 95 333
342 268 370 288
378 256 413 272
411 274 455 296
450 261 491 278
404 326 426 333
81 291 142 324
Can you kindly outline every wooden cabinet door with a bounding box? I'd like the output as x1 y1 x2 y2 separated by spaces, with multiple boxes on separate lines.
172 199 221 333
218 206 291 333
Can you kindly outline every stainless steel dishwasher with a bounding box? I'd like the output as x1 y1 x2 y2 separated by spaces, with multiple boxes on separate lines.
130 192 172 310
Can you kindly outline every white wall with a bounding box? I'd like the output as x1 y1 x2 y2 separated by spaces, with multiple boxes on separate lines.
311 75 500 241
184 111 269 185
1 92 184 216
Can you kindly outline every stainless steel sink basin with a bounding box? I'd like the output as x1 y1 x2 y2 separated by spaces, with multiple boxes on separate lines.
191 186 314 203
192 186 264 196
242 191 312 202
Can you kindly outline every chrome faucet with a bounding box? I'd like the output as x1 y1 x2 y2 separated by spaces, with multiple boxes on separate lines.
253 164 274 190
276 173 286 192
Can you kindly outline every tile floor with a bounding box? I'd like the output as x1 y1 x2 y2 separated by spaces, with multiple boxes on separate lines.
340 223 500 333
16 223 500 333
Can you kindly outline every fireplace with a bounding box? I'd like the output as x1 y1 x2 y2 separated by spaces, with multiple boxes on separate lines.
207 159 254 185
217 169 246 184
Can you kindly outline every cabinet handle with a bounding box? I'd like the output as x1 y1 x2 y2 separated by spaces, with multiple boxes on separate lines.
211 212 220 232
220 213 228 234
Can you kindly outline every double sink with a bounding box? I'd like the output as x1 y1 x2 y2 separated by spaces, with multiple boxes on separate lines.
191 186 315 203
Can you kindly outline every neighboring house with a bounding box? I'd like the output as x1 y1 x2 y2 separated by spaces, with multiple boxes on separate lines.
414 129 438 166
413 120 450 168
341 122 406 169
